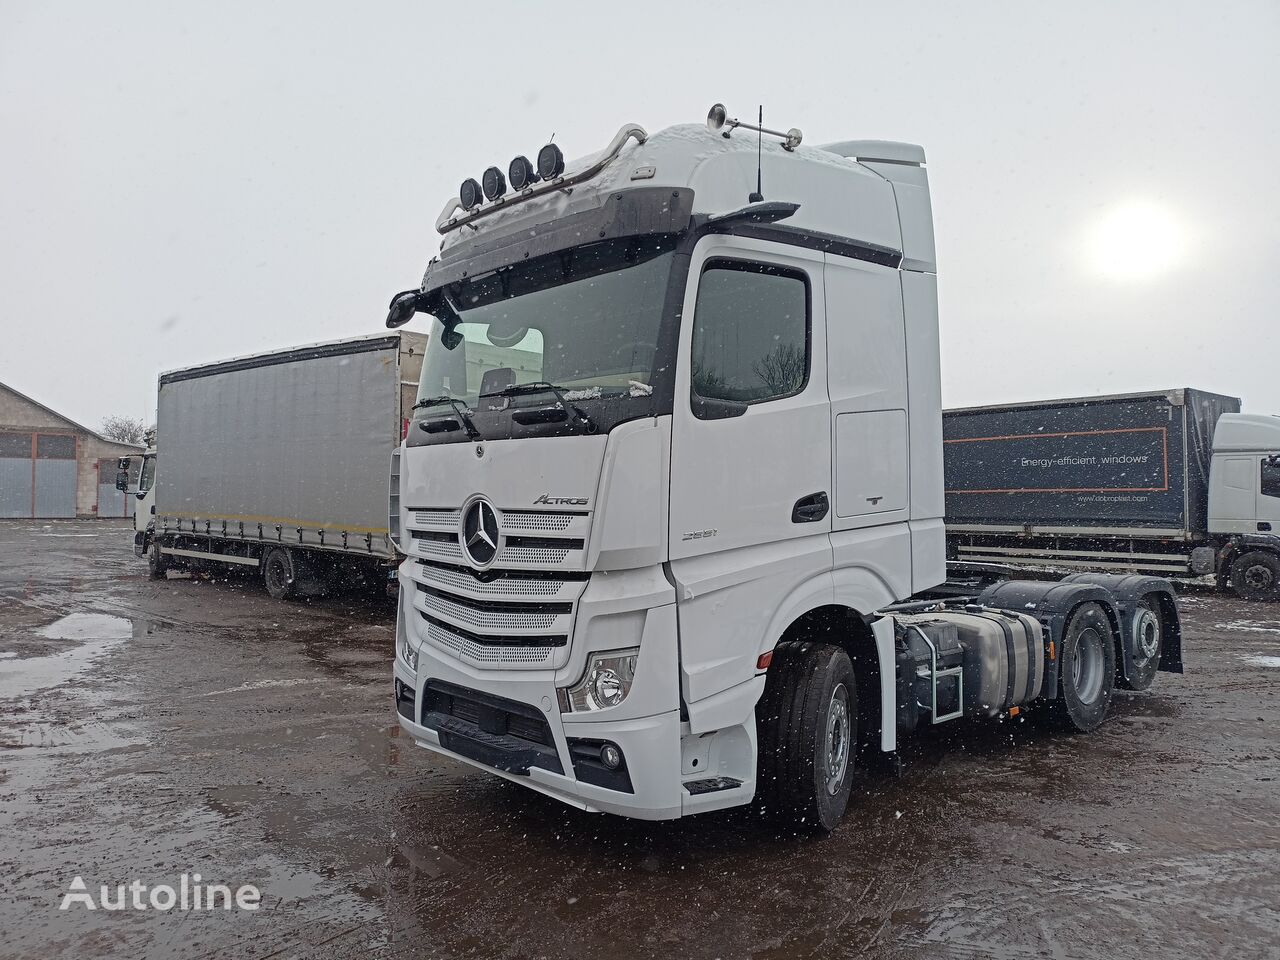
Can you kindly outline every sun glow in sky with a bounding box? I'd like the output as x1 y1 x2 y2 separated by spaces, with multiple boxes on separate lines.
1087 200 1189 281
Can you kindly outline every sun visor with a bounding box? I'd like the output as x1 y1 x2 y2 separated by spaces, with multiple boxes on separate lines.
421 186 694 296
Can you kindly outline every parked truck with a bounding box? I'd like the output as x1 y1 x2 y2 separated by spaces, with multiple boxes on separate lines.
120 332 425 598
944 390 1280 601
383 105 1185 830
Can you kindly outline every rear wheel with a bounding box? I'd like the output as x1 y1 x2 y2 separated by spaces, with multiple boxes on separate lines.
1230 551 1280 602
1047 602 1115 732
262 547 296 601
756 642 857 832
1118 597 1161 691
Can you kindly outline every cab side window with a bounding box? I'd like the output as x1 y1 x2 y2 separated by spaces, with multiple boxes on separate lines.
690 260 809 415
1262 457 1280 500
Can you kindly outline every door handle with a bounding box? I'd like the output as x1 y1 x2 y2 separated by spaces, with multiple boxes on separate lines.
792 491 830 524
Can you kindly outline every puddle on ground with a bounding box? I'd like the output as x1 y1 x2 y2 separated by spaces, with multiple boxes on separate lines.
0 612 132 699
1242 654 1280 668
1219 620 1280 634
202 678 326 698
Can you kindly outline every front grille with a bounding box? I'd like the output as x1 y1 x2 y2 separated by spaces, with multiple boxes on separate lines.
418 561 584 598
418 586 570 632
412 508 460 530
501 511 579 533
501 543 573 564
423 615 563 667
404 506 591 670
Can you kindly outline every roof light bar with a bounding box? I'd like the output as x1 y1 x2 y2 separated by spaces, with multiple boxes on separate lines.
435 123 649 235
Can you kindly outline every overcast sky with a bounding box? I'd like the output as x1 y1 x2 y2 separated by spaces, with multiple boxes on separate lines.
1 0 1276 429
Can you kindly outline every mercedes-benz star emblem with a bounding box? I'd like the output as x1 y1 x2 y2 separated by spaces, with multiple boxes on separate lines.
460 498 500 567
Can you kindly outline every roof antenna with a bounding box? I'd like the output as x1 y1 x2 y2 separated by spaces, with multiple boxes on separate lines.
749 105 764 203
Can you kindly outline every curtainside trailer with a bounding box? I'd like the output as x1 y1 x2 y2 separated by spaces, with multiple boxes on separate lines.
944 390 1280 600
130 332 425 599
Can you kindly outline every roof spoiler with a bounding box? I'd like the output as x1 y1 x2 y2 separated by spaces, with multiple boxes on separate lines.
820 140 926 166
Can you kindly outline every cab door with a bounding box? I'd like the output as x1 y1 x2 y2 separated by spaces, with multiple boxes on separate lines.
1257 455 1280 532
667 235 832 710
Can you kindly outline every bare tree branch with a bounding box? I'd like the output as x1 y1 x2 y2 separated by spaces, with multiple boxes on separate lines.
99 415 148 446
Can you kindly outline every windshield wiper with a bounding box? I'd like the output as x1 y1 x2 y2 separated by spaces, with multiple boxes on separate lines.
480 382 598 434
413 395 481 439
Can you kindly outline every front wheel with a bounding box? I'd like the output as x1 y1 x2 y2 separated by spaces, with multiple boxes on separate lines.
1046 601 1116 732
756 642 857 832
147 539 167 580
1230 551 1280 602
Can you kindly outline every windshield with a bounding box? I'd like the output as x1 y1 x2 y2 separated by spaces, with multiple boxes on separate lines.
416 238 676 410
139 455 156 493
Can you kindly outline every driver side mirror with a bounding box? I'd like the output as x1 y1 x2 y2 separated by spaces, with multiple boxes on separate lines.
385 290 421 329
114 469 129 492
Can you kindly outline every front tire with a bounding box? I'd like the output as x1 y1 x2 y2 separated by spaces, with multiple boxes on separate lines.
1230 551 1280 602
756 642 857 833
1046 601 1116 732
147 539 167 580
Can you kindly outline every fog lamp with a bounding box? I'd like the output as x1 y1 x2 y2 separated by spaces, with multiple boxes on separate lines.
536 143 565 181
481 166 506 201
599 743 623 770
459 177 483 211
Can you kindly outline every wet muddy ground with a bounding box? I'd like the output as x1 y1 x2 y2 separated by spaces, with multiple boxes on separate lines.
1 520 1278 960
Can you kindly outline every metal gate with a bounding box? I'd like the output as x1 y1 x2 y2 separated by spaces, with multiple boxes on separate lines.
0 433 32 517
97 457 136 518
0 432 77 518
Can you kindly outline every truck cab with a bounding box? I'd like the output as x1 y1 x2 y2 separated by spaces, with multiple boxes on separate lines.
388 107 1180 828
1209 413 1280 598
116 445 156 559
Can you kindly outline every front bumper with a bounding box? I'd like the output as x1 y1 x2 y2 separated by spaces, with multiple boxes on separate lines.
394 562 688 818
394 561 762 819
394 657 683 819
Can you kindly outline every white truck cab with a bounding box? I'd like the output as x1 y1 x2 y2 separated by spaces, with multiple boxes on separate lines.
387 106 1184 829
115 442 156 560
1208 413 1280 596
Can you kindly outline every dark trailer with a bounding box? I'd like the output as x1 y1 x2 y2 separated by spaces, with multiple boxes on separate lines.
943 389 1240 577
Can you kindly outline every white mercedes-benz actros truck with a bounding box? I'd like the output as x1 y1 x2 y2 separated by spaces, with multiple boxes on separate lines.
386 105 1184 830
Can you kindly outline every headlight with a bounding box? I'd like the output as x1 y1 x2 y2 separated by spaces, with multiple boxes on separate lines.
563 648 638 712
399 635 418 674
